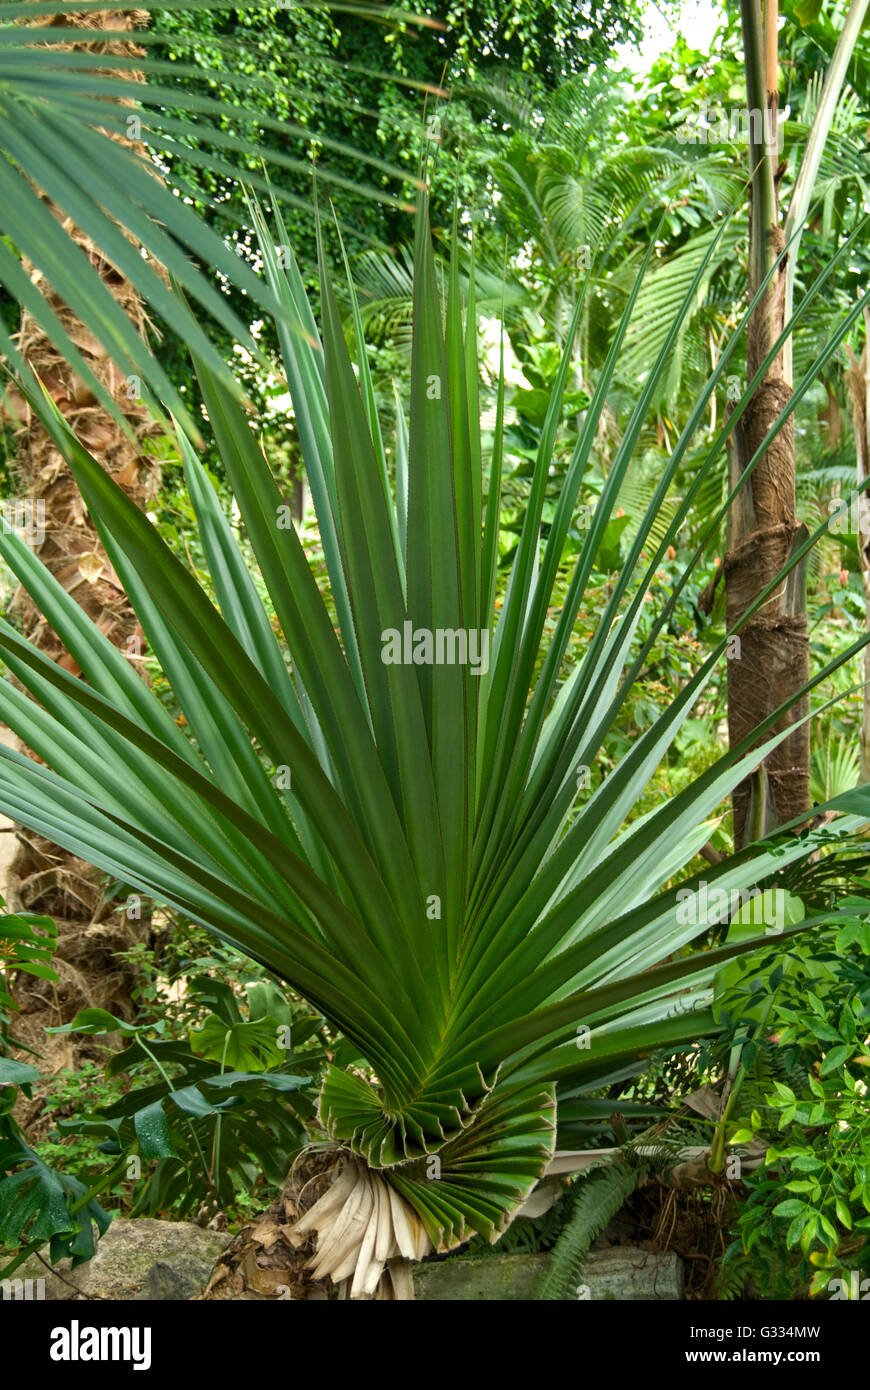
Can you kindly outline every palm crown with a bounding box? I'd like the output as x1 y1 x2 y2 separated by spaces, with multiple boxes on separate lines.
0 192 867 1292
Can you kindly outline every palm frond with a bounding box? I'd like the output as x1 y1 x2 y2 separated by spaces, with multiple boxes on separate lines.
0 0 424 435
0 196 866 1286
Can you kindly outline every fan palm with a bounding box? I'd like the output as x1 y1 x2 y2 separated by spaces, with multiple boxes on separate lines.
0 198 867 1296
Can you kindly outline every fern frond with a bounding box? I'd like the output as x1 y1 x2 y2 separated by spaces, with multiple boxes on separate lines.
536 1161 640 1300
715 1241 754 1300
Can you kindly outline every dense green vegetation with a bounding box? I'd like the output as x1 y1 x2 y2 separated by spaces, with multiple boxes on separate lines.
0 0 868 1311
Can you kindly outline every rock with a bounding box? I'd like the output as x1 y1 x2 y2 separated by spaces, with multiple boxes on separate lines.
578 1246 684 1300
412 1247 684 1301
414 1252 548 1301
9 1218 231 1301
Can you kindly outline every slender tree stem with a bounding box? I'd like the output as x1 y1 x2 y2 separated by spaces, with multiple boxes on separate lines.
741 0 778 287
783 0 870 383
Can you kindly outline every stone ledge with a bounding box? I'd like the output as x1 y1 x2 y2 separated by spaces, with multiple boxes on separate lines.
412 1247 684 1301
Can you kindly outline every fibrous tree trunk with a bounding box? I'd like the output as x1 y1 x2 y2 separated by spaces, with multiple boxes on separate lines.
5 8 160 1049
726 0 809 848
727 0 870 846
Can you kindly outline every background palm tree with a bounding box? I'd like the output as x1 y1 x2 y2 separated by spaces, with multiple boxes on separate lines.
727 0 869 846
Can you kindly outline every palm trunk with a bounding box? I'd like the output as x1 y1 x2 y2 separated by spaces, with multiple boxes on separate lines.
726 0 870 846
726 0 809 848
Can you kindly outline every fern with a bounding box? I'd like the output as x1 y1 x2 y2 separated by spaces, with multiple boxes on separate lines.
615 474 682 555
715 1241 754 1300
717 1213 808 1300
726 1043 801 1126
536 1161 641 1300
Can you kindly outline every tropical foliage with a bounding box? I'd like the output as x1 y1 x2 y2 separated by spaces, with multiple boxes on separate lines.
0 0 429 432
0 0 867 1310
0 182 866 1294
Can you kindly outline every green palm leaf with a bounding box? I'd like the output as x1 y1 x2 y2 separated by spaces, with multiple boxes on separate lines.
0 0 429 436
